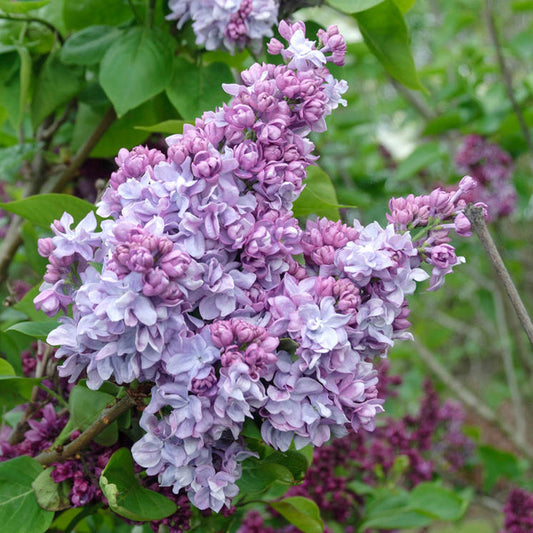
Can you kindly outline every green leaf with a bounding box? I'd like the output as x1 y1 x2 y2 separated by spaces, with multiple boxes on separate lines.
20 221 48 275
408 482 467 521
263 450 309 480
31 52 84 127
270 496 323 533
13 286 50 323
72 94 175 157
0 358 15 375
63 0 132 31
347 480 375 495
238 460 293 496
60 26 122 66
0 0 49 14
0 193 97 228
0 456 54 533
360 490 434 530
100 448 177 521
328 0 385 13
67 382 119 446
241 418 262 440
0 143 40 183
31 467 71 512
6 321 59 340
166 58 233 122
68 382 112 428
100 27 174 117
392 142 443 184
0 375 42 410
393 0 416 12
478 445 526 491
0 331 27 374
293 165 341 220
355 0 424 90
134 119 185 134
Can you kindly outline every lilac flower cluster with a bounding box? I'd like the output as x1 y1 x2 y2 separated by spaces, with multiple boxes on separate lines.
35 21 472 513
167 0 279 53
455 134 517 221
387 175 482 291
239 374 473 532
501 488 533 533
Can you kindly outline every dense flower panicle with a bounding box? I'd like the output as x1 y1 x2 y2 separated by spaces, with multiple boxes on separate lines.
501 488 533 533
455 134 517 221
34 21 473 512
167 0 279 53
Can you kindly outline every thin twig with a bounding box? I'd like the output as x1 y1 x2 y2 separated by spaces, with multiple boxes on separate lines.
415 341 533 461
464 204 533 349
0 107 116 287
388 76 435 121
41 101 76 142
493 288 527 443
35 394 136 466
485 0 533 153
8 346 54 445
45 107 116 193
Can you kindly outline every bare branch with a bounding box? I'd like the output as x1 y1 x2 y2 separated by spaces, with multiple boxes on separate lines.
35 394 136 466
485 0 533 153
416 341 533 461
464 204 533 349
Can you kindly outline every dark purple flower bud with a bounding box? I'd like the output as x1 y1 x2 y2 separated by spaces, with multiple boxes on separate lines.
160 249 191 278
454 212 472 237
210 321 234 348
429 244 457 269
234 140 261 171
267 37 284 55
233 320 258 345
221 349 242 367
225 103 256 129
191 150 222 180
142 268 170 297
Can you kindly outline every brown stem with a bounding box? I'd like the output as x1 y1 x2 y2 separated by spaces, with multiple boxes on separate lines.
45 107 116 193
464 204 533 349
8 346 54 445
35 394 136 466
416 341 533 461
485 0 533 153
388 75 435 121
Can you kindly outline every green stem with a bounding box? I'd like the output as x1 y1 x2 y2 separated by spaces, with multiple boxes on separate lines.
38 383 68 408
0 14 64 44
127 0 142 24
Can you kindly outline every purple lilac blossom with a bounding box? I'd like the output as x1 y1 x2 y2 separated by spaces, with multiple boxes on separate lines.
501 488 533 533
455 134 517 221
167 0 279 53
35 20 475 513
387 178 486 291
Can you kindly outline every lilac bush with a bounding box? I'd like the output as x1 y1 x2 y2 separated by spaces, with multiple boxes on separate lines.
32 20 480 514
